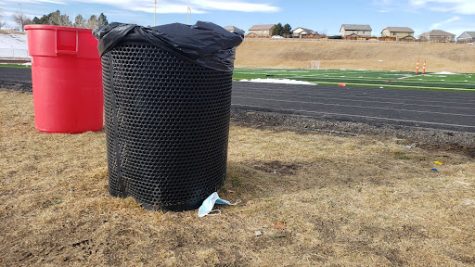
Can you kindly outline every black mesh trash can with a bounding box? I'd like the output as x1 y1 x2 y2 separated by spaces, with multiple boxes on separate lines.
96 22 243 211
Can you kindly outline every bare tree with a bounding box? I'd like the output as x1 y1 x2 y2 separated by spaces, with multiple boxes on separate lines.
0 21 6 30
0 9 6 30
12 12 31 32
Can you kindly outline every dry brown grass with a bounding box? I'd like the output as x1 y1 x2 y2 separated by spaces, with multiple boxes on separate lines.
235 39 475 73
1 90 475 266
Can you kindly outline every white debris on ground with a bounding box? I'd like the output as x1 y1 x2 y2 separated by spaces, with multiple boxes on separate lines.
434 71 457 75
240 78 316 85
398 75 414 80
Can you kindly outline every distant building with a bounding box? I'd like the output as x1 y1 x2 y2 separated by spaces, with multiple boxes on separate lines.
399 35 416 42
340 24 372 38
224 25 245 36
457 31 475 43
247 24 275 38
420 29 455 43
381 27 414 41
292 27 318 38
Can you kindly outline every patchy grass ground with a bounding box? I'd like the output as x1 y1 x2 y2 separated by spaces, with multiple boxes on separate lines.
1 90 474 266
234 69 475 91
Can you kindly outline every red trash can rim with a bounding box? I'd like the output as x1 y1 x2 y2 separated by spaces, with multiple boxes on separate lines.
24 25 93 32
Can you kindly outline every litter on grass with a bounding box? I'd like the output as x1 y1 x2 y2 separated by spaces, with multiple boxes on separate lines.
240 78 315 85
198 192 239 218
434 71 457 75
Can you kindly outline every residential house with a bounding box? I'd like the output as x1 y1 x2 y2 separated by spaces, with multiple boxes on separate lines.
381 27 414 41
292 27 318 38
457 31 475 43
399 35 417 41
419 29 455 43
247 24 275 38
224 25 245 36
340 24 372 39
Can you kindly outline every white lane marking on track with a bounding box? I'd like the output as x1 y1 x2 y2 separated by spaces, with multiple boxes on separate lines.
233 96 475 117
232 104 475 130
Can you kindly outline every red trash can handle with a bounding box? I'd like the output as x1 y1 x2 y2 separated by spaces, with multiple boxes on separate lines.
55 28 78 55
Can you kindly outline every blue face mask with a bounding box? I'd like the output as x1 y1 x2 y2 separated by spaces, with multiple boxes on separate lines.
198 192 236 217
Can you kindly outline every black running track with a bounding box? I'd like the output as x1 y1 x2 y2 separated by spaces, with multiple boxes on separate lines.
1 67 474 132
232 82 475 132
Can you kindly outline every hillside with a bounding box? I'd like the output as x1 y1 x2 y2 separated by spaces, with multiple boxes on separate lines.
235 39 475 73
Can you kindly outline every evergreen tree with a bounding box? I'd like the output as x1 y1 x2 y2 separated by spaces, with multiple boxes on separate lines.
32 16 41 24
47 10 61 25
74 14 86 27
272 23 283 36
87 15 98 29
283 24 292 37
59 13 72 26
98 13 108 27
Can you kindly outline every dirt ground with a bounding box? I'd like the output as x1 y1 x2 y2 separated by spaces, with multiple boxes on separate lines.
235 39 475 73
1 90 475 266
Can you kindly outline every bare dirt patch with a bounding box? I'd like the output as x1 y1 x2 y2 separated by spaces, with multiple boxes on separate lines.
251 160 303 176
1 90 474 266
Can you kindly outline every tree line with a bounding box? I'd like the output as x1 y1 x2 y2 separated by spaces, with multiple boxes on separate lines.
272 23 292 37
7 10 108 32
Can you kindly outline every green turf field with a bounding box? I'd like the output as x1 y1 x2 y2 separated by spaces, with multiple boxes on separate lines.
2 63 474 91
0 63 31 69
234 69 475 91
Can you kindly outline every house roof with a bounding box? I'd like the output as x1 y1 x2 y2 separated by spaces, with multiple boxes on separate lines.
224 25 245 35
249 24 275 31
422 29 455 37
458 31 475 38
293 27 315 34
341 24 372 31
382 27 414 33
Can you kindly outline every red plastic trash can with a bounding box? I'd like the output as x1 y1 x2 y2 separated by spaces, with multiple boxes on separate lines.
25 25 103 133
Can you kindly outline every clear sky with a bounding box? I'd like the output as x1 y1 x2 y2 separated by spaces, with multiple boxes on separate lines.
1 0 474 35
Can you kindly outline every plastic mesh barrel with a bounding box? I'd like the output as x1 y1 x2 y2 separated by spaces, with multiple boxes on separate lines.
102 42 233 211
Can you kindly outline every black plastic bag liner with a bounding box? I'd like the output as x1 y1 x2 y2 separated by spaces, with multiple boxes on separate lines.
94 21 243 72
